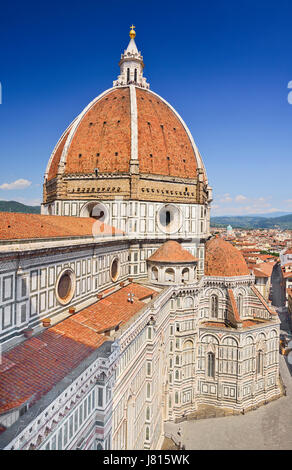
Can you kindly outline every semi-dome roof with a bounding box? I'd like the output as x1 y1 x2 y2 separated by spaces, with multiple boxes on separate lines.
205 237 250 277
148 241 197 263
46 86 206 182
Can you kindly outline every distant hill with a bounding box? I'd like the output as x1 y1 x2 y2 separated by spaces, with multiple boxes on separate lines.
242 211 291 218
211 214 292 230
0 200 41 214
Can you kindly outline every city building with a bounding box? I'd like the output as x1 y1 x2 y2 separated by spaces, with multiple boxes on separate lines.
0 27 282 451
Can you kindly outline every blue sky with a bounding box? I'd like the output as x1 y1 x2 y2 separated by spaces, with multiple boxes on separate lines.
0 0 291 216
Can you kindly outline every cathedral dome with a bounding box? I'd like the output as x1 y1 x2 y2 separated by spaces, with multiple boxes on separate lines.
46 86 206 182
43 28 211 211
205 237 250 277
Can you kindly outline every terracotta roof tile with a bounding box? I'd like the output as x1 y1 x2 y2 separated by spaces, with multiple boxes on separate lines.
0 212 123 241
205 237 250 277
0 330 103 414
0 283 156 414
47 87 206 181
136 88 201 179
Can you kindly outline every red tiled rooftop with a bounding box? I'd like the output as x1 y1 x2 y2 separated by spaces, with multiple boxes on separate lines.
253 268 269 278
0 212 123 241
0 283 156 414
0 329 104 414
148 241 197 263
256 262 275 277
71 283 157 333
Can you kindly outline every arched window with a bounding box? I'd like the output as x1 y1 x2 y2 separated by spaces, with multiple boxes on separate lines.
207 352 215 378
211 295 218 318
151 266 158 281
165 268 175 282
127 68 130 83
182 268 189 282
175 370 179 380
237 294 243 315
145 426 150 441
134 68 137 82
257 350 264 375
175 391 179 404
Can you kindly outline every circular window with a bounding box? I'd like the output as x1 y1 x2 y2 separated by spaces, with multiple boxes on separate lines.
110 257 120 282
56 269 76 305
80 201 109 223
157 204 182 234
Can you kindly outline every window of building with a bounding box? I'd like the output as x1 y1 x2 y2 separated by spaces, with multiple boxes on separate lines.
56 269 75 305
98 387 103 407
110 257 120 282
151 266 158 281
146 407 150 421
147 327 152 340
165 268 175 282
207 352 215 378
211 295 218 318
257 350 264 375
146 383 151 398
146 362 152 376
182 268 189 282
237 294 243 315
21 278 27 297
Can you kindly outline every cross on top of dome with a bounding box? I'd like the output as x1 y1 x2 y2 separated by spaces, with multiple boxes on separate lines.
129 25 136 39
113 27 150 89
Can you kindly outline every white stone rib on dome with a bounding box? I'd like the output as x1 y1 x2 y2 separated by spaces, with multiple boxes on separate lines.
44 86 119 180
44 120 76 179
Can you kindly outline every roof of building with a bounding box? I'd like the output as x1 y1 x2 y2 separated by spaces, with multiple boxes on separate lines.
284 246 292 255
0 212 123 241
147 241 197 263
256 262 275 277
253 268 269 278
45 85 206 182
250 285 277 316
0 283 156 414
205 237 250 277
66 283 157 334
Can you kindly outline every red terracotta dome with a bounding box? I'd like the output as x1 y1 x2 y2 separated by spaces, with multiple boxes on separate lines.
205 237 250 277
45 86 206 181
148 241 197 263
